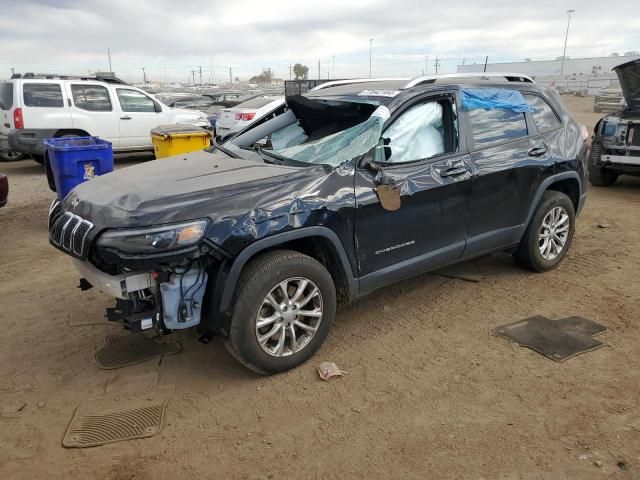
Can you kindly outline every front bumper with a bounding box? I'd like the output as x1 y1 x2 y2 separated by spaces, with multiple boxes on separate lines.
8 128 57 156
72 259 152 299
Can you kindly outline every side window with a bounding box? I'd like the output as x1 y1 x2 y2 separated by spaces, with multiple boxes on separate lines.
71 85 112 112
23 83 64 108
468 108 528 148
116 89 156 113
378 99 456 164
523 94 560 132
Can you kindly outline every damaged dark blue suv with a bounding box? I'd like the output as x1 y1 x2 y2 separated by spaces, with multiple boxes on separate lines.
48 73 589 374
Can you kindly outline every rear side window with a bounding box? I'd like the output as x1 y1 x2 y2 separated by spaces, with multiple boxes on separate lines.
0 82 13 110
116 89 156 112
468 108 528 148
523 94 560 132
71 85 112 112
23 83 64 108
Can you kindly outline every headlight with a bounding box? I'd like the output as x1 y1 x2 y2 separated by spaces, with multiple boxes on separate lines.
97 220 208 253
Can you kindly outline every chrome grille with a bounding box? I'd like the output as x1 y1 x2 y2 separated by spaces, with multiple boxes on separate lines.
49 211 94 258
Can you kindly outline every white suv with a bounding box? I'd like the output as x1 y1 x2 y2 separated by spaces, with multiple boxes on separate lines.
0 74 211 164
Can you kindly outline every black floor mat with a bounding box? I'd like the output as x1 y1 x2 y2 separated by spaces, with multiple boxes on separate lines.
94 334 181 370
495 316 607 362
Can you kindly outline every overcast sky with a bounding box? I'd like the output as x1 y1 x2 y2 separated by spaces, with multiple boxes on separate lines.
1 0 638 83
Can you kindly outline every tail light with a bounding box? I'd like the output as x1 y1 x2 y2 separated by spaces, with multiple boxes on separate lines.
579 125 589 141
234 112 255 121
13 108 24 129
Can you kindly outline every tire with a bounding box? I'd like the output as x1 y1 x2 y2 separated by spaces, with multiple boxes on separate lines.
0 150 26 162
44 152 56 192
513 191 575 272
225 250 336 375
588 143 618 187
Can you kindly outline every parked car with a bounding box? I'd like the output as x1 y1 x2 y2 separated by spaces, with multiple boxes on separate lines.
163 95 218 111
0 82 26 162
588 58 640 186
48 73 588 374
215 96 284 140
593 81 625 113
0 173 8 207
0 74 211 166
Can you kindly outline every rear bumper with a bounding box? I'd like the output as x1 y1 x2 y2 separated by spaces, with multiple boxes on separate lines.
8 129 57 156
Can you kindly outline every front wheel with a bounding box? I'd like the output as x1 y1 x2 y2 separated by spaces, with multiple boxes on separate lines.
225 250 336 375
513 191 575 272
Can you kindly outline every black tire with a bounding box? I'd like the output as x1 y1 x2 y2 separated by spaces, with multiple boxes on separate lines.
587 143 618 187
513 191 575 272
225 250 336 375
31 154 45 165
0 150 26 162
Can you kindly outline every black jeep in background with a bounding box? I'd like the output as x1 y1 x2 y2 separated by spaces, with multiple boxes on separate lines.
589 58 640 186
48 73 588 374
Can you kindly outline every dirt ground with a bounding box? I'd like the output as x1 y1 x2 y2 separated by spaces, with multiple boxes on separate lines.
1 96 638 479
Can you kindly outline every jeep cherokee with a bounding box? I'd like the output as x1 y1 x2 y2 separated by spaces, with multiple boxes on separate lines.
48 73 589 374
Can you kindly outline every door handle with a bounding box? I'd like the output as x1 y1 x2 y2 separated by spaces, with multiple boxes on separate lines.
120 115 132 120
528 145 548 157
439 166 468 178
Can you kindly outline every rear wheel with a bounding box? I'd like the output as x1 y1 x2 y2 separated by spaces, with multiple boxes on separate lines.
225 250 336 375
0 149 26 162
514 191 575 272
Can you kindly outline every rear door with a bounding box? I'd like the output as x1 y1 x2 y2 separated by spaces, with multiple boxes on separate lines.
114 87 167 148
66 83 120 147
463 90 540 256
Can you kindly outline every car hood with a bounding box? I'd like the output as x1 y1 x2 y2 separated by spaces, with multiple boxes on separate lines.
614 58 640 108
64 150 304 228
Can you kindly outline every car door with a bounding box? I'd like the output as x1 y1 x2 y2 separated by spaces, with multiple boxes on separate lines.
115 87 166 149
355 93 473 292
66 83 120 147
463 91 541 257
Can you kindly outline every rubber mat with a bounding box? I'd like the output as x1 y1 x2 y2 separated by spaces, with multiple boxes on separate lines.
94 334 181 370
495 316 607 362
63 396 169 448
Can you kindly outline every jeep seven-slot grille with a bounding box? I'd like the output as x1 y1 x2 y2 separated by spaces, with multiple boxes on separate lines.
48 200 94 258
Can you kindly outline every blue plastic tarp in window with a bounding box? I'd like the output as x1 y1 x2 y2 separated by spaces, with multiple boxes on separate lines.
461 88 534 113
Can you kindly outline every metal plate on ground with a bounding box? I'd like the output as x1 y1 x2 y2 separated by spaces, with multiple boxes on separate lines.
94 334 181 370
495 316 607 362
63 395 169 448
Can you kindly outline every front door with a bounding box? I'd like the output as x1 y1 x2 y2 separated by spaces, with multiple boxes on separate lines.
115 88 166 149
355 93 472 292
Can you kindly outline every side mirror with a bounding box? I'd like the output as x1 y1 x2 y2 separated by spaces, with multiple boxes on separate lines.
154 101 163 113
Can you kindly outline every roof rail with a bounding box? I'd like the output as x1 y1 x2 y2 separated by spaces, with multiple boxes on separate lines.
309 77 410 92
10 73 128 85
403 72 535 89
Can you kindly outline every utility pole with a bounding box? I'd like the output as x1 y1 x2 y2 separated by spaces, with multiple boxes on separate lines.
560 9 575 77
332 56 335 78
434 56 440 74
107 48 112 73
289 64 292 80
318 59 321 80
229 67 232 84
425 56 428 75
198 65 203 86
142 66 147 84
483 56 488 72
369 38 373 77
210 58 213 84
190 70 196 85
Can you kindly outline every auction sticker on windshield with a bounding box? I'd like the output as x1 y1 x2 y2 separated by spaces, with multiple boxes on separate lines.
358 90 400 97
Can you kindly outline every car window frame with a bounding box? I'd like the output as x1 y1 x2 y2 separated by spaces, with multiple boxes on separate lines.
521 91 562 135
70 83 113 112
363 91 465 170
115 87 157 113
22 82 65 108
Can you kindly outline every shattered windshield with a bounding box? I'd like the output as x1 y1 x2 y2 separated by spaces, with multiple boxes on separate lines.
268 105 389 167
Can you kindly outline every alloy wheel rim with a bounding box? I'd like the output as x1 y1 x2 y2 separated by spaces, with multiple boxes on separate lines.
255 277 323 357
538 206 570 261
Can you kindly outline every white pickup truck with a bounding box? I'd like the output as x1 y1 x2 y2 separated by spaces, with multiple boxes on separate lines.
0 74 211 164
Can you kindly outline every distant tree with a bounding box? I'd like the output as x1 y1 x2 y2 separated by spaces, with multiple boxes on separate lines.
249 68 274 84
293 63 309 80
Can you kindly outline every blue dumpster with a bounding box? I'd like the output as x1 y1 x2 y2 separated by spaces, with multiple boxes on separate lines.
44 137 113 200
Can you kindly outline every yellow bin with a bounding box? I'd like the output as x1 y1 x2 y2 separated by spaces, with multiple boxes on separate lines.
151 124 211 159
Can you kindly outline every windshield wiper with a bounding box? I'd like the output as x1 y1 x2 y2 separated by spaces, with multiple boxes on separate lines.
211 139 240 159
256 147 286 165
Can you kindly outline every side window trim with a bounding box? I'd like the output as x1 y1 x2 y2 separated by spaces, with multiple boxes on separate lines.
70 84 113 112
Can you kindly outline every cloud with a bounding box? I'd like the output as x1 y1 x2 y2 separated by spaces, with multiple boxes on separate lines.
0 0 638 81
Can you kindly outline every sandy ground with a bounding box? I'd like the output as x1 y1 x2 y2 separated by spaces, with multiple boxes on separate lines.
0 96 639 479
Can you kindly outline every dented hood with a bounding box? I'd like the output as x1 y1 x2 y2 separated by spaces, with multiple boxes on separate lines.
614 58 640 108
65 150 303 227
